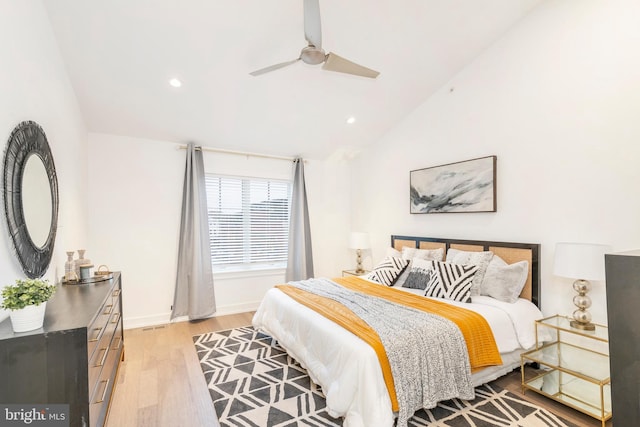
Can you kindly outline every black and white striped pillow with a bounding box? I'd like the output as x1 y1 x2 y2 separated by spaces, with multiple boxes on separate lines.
424 261 479 302
365 256 410 286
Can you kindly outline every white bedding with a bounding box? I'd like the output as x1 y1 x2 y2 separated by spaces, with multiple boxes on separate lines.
251 279 545 427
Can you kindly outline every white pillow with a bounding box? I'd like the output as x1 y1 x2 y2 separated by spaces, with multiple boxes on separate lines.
445 249 494 296
483 254 508 270
386 247 402 258
481 259 529 304
479 255 506 290
401 247 444 262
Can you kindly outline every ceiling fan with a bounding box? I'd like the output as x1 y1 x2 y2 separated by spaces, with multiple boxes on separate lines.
250 0 380 79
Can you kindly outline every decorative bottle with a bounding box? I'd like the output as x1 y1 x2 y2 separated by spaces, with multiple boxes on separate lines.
65 251 75 281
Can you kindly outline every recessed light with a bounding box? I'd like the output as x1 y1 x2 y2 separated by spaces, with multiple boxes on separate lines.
169 78 182 88
346 116 356 124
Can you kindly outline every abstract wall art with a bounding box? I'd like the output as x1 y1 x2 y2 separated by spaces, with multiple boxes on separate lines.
410 156 496 214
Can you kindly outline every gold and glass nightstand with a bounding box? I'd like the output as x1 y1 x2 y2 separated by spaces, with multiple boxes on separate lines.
342 269 369 277
521 314 611 427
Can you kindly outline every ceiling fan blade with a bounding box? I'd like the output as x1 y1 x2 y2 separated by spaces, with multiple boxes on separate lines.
249 58 300 76
304 0 322 48
323 53 380 79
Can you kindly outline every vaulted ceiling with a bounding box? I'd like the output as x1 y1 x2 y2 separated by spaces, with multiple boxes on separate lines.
43 0 541 159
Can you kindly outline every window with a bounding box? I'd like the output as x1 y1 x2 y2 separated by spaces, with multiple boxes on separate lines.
205 174 291 271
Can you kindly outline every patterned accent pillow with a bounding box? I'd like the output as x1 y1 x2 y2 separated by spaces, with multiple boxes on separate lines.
393 247 444 287
445 249 494 296
365 256 410 286
402 258 435 290
425 261 479 302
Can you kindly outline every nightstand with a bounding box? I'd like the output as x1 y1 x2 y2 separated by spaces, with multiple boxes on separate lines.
342 269 369 277
521 314 611 427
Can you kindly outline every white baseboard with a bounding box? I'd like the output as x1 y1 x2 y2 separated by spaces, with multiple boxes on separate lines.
212 301 261 316
123 313 171 330
122 300 261 330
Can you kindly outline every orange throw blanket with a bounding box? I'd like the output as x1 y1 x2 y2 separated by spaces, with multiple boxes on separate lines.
276 276 502 412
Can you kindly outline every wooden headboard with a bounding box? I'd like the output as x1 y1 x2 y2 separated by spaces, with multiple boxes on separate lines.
391 235 541 307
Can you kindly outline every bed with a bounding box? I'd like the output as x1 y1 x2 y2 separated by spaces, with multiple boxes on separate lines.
252 235 543 427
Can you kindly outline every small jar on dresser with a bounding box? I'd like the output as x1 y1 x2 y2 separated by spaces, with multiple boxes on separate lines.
0 272 124 427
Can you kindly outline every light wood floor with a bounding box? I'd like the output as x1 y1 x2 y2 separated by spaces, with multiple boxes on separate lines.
106 312 254 427
106 312 612 427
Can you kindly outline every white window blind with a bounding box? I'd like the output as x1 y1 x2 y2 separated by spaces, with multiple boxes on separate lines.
205 174 291 270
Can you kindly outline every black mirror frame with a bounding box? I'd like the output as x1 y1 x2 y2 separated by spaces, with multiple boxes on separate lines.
2 121 59 278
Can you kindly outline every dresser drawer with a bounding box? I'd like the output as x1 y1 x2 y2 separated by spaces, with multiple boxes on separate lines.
88 304 120 391
87 291 118 359
89 321 123 427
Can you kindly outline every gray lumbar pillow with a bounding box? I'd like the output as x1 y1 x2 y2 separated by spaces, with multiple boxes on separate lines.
480 259 529 303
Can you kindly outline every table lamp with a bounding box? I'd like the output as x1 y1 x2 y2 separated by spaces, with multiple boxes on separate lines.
349 232 370 274
553 242 611 331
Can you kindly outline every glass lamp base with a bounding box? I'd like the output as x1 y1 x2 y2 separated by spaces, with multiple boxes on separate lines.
355 249 364 274
570 279 595 331
570 319 596 331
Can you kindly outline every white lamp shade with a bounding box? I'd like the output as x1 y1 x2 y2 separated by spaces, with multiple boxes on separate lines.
553 242 611 281
349 232 370 250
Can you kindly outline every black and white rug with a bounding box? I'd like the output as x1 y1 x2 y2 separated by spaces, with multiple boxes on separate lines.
194 326 576 427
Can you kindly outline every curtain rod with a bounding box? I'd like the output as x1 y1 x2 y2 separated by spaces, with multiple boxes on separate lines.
177 144 298 162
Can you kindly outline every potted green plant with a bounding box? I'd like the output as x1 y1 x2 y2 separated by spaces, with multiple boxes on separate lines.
1 278 56 332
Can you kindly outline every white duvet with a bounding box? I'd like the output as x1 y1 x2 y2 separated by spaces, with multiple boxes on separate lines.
251 280 545 427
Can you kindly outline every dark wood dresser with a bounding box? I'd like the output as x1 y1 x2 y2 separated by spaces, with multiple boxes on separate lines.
605 252 640 426
0 272 124 427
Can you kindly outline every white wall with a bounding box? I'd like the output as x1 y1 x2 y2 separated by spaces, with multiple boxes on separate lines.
87 134 351 328
351 0 640 325
0 2 353 330
11 0 637 331
0 0 88 322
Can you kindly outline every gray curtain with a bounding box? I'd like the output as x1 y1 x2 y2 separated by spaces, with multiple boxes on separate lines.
285 158 314 281
171 143 216 320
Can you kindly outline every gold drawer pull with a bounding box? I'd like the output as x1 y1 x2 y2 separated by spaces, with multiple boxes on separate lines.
95 379 110 404
89 327 103 342
103 304 113 315
111 312 121 323
112 336 122 350
111 312 121 324
112 289 121 298
95 347 109 367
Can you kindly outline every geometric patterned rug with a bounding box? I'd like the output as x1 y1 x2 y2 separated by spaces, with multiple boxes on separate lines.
193 326 578 427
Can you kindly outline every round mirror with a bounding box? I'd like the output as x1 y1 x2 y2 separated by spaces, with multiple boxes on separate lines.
2 121 59 278
22 154 53 248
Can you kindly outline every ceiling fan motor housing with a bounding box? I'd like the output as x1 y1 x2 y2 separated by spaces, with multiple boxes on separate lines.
300 46 326 65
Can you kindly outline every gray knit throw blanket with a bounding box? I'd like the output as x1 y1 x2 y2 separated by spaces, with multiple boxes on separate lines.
289 278 475 427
